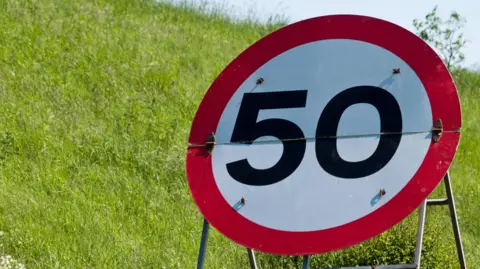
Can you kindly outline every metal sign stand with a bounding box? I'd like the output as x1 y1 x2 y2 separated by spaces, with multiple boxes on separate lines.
195 171 466 269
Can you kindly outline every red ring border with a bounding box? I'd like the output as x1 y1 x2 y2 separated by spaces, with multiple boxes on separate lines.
186 14 462 255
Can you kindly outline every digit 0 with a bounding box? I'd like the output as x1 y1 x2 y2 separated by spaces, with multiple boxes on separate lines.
315 86 402 178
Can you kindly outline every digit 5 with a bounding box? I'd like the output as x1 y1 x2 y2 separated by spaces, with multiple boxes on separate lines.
226 90 308 186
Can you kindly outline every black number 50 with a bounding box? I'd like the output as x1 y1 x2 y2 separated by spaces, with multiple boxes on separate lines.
226 86 403 186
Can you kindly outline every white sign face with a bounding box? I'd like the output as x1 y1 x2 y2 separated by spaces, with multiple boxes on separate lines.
212 39 432 231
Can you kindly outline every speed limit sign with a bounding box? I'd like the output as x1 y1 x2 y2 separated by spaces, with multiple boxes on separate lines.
186 14 461 255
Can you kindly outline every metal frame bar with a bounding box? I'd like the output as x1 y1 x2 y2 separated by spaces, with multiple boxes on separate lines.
195 172 466 269
444 171 467 269
314 265 416 269
302 255 311 269
196 219 258 269
196 219 210 269
247 248 259 269
413 200 427 267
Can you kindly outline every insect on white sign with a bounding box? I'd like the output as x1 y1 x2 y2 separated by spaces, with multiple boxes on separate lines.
186 15 461 255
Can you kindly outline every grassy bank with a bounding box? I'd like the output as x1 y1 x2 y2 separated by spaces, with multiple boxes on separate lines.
0 0 479 268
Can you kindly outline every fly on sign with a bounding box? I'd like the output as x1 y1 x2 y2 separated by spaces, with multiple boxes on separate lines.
186 15 461 255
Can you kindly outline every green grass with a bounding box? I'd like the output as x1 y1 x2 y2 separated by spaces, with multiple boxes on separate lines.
0 0 479 268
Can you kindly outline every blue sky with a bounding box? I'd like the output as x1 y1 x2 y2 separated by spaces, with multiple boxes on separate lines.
185 0 479 69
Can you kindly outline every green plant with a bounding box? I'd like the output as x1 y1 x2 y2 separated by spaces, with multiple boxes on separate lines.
413 5 468 70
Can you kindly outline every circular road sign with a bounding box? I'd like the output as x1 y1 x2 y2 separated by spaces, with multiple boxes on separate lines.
186 14 462 255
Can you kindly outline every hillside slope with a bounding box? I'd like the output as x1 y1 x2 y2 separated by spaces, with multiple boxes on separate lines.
0 0 479 268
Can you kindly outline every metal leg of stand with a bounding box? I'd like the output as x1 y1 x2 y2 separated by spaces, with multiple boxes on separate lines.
414 200 427 268
197 219 210 269
302 255 310 269
247 248 258 269
444 172 467 269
